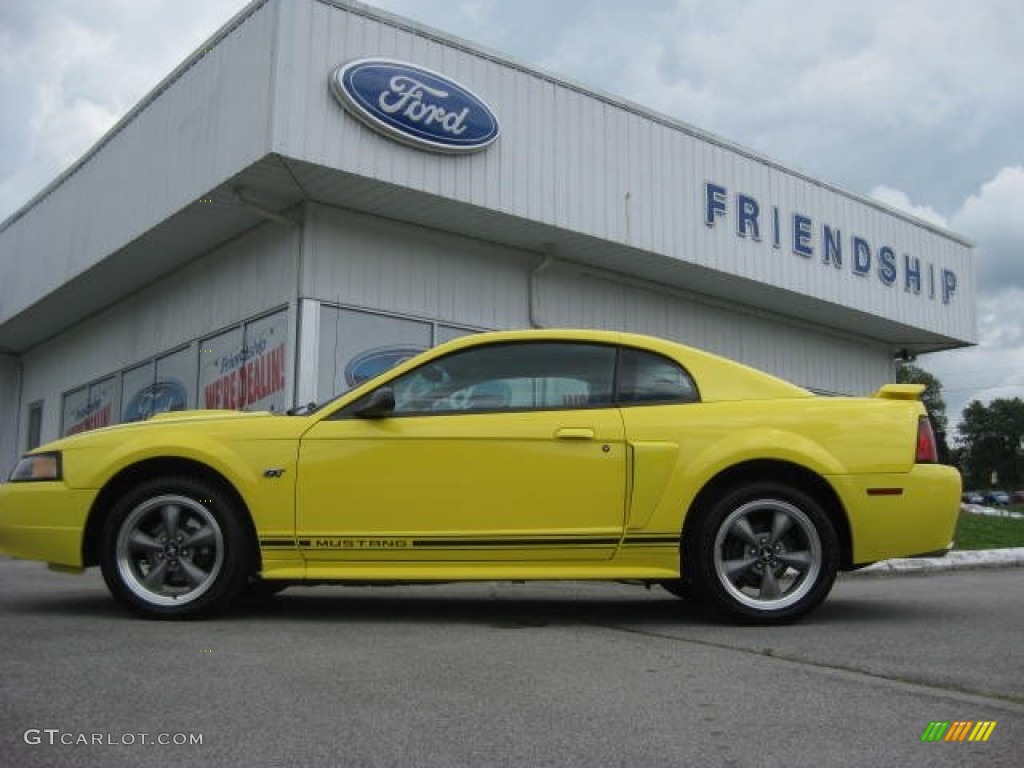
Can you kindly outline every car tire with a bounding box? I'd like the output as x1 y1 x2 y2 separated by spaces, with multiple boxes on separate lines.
241 577 289 601
659 578 697 600
99 476 251 619
686 482 839 624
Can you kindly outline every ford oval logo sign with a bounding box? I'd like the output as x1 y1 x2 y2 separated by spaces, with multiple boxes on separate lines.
329 58 499 154
344 345 426 387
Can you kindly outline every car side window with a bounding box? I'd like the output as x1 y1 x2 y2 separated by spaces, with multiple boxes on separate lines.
385 342 617 415
616 348 698 404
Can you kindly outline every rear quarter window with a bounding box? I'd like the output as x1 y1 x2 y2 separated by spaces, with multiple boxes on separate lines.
617 348 699 404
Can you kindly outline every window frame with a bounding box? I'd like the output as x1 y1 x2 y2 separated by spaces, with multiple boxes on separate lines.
335 341 700 420
613 346 701 407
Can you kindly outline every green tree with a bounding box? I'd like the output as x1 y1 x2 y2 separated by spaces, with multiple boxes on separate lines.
897 363 949 459
956 398 1024 490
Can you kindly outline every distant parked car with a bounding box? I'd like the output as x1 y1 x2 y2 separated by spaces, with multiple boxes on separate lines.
962 491 985 504
1012 490 1024 504
984 491 1011 506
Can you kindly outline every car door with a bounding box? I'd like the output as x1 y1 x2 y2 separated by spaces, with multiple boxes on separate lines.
296 341 627 562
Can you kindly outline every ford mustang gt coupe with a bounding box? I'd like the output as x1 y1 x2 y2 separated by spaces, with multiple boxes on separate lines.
0 329 960 623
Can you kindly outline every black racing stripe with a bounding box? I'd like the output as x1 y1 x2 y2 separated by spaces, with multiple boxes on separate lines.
413 537 621 548
622 536 678 545
287 536 675 549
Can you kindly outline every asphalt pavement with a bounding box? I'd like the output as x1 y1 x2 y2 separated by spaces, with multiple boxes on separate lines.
1 553 1022 768
848 546 1024 576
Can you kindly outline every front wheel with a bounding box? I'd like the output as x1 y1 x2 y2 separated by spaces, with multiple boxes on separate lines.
687 483 839 624
99 477 251 619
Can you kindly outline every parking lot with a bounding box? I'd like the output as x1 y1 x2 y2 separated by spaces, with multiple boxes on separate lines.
2 557 1021 767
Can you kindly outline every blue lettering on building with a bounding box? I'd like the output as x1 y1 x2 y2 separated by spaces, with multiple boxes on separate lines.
878 247 897 285
823 225 842 268
852 237 871 276
792 214 813 258
702 183 959 305
704 182 728 227
942 269 957 303
904 254 921 294
737 195 760 240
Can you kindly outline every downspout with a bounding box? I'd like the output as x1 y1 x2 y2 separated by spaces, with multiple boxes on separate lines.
529 246 556 329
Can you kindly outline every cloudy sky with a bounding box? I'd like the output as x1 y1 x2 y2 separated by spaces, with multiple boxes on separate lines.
1 0 1021 429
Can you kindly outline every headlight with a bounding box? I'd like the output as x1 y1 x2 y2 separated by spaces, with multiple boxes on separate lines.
8 452 63 482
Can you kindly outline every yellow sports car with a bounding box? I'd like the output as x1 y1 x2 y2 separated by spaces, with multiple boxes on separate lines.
0 329 960 623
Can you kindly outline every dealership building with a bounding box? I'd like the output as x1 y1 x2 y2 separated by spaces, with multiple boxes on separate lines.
0 0 975 474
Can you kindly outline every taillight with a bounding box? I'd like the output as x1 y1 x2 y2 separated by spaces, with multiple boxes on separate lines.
916 416 938 463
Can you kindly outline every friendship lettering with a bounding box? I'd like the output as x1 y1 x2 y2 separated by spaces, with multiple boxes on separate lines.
704 183 958 304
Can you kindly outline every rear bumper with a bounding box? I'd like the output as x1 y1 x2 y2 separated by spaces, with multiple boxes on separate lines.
901 547 953 559
835 464 961 565
0 482 95 568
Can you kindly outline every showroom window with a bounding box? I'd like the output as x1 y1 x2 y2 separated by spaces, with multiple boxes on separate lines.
26 401 43 450
121 348 195 424
316 305 481 403
199 309 288 414
62 377 117 436
59 306 289 436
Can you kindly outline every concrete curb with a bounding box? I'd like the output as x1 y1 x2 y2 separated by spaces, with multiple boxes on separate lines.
842 547 1024 578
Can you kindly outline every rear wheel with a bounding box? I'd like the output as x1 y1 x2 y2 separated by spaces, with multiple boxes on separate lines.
99 477 251 619
687 482 838 623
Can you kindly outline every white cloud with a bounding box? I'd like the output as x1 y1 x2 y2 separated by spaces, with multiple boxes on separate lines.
868 186 948 229
0 10 116 214
921 286 1024 426
0 0 247 222
951 166 1024 292
491 0 1024 213
913 167 1024 424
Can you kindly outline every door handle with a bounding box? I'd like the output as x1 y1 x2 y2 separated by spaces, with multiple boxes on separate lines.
555 427 595 440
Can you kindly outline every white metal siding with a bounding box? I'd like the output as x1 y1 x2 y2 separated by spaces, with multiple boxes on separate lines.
0 1 277 327
19 221 298 445
536 265 891 395
273 0 974 343
302 204 533 330
302 202 890 396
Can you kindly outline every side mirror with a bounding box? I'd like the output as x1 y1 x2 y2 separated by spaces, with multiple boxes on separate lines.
352 387 396 419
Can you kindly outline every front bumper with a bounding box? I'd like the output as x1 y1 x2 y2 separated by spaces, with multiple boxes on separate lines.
0 482 96 568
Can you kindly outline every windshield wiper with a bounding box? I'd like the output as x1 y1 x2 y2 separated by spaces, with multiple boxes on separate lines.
286 401 317 416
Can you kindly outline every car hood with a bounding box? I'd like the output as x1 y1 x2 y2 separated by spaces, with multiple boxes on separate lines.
31 410 302 455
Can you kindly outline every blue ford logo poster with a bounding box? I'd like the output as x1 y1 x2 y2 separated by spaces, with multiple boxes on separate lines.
344 345 426 387
330 58 499 153
122 379 188 423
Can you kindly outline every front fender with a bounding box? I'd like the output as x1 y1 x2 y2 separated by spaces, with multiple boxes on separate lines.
68 431 262 493
69 429 299 541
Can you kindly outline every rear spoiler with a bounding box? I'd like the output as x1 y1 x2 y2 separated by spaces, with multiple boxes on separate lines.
873 384 925 401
